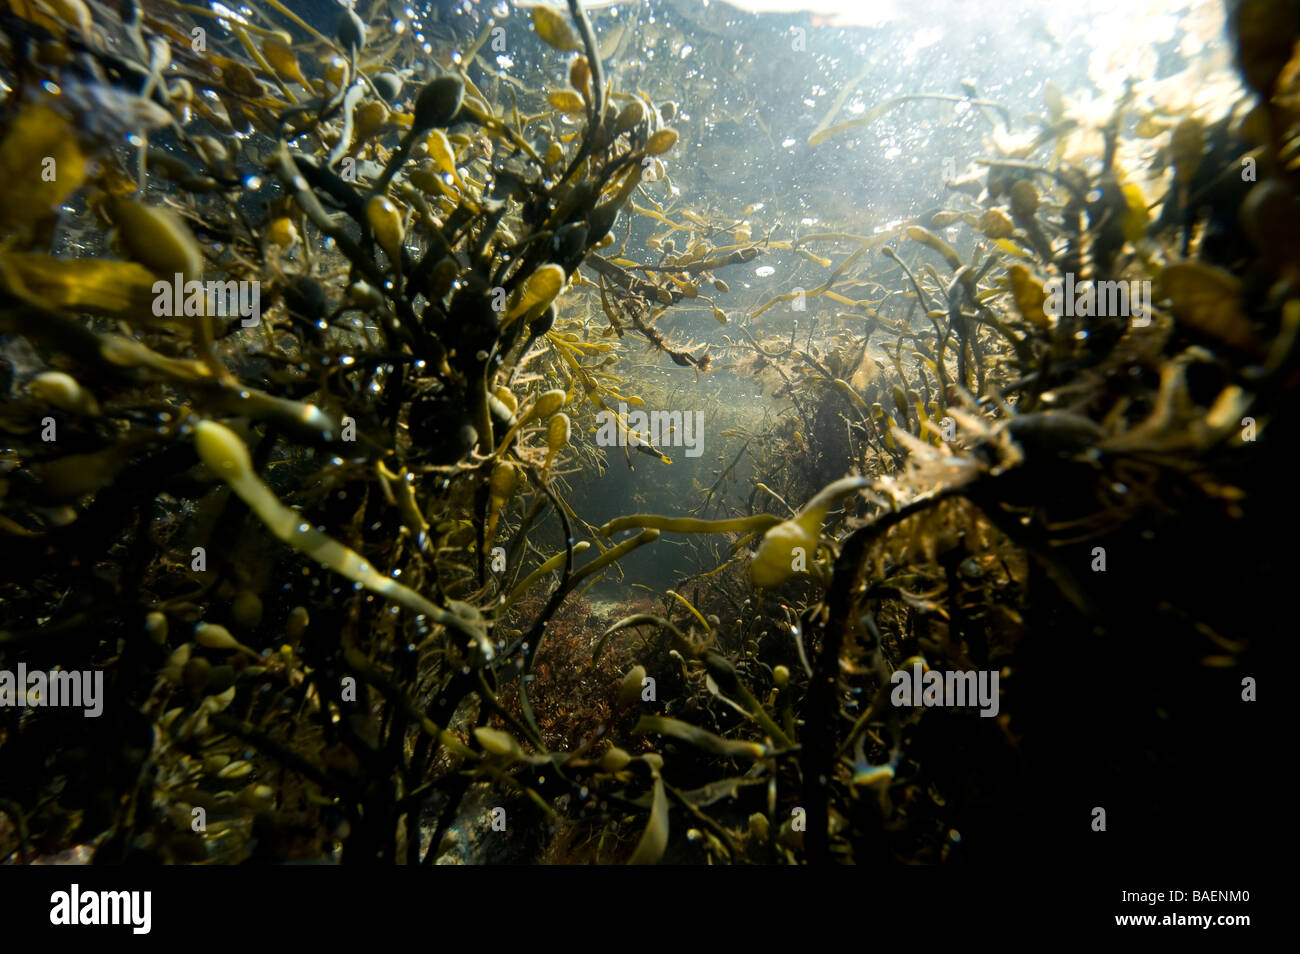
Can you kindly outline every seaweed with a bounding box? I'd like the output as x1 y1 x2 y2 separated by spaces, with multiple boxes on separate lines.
0 0 1287 868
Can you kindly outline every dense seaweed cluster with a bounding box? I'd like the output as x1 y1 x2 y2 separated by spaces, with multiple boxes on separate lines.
0 0 1286 865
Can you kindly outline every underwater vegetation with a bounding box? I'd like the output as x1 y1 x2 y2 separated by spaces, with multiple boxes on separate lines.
0 0 1285 866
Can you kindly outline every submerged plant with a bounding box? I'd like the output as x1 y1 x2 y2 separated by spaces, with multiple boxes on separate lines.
0 0 1285 867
